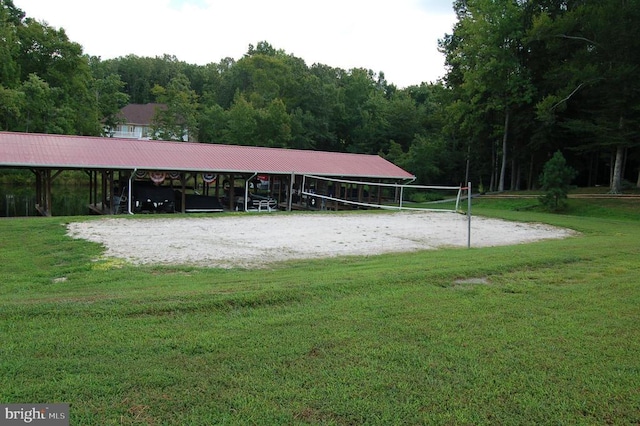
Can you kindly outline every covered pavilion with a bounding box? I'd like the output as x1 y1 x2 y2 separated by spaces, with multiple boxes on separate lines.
0 132 415 216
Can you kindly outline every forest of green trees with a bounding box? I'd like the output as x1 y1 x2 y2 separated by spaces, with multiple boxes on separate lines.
1 0 638 192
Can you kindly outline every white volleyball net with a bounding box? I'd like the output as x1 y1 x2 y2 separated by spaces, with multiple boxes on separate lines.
300 175 465 212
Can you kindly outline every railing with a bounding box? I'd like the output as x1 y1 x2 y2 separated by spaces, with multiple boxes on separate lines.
110 130 148 139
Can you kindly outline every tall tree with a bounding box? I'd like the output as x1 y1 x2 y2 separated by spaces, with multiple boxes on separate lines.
0 1 24 130
223 93 259 146
0 0 22 89
150 73 199 141
529 0 640 192
93 73 130 136
335 68 385 153
198 103 226 143
441 0 535 191
0 86 24 130
16 15 100 134
256 98 291 148
20 73 55 133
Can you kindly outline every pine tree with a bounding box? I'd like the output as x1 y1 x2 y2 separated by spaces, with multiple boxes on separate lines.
539 151 577 211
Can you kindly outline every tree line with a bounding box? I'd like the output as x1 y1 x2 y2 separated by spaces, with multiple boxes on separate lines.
1 0 638 191
441 0 639 193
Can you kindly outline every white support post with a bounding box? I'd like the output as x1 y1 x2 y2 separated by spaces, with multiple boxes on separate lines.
455 185 462 211
467 181 472 249
127 170 135 215
302 174 307 207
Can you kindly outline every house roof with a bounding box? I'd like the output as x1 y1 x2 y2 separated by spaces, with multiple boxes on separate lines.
118 103 166 125
0 132 415 180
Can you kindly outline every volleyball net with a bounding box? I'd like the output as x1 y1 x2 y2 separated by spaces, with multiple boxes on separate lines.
300 175 466 213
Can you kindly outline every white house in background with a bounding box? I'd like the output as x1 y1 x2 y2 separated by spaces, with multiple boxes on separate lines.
110 103 166 140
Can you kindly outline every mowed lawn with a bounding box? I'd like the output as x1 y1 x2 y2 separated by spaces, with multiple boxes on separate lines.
0 198 639 425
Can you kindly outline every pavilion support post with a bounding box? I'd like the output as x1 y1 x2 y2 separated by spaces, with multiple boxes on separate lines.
276 176 283 205
32 169 53 216
112 170 119 213
288 172 295 211
127 170 135 215
96 171 100 208
318 177 327 210
101 171 109 213
269 175 274 199
180 174 187 214
228 174 235 211
92 170 98 210
33 169 42 213
85 170 93 207
47 170 63 215
88 171 92 206
328 180 335 211
203 175 208 196
107 170 116 214
31 169 48 216
45 169 52 216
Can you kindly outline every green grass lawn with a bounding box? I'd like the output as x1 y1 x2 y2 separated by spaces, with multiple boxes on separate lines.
1 197 639 425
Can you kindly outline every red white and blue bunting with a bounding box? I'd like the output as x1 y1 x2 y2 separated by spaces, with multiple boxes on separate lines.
149 172 166 184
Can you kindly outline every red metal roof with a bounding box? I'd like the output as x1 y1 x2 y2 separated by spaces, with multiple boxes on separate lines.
0 132 414 180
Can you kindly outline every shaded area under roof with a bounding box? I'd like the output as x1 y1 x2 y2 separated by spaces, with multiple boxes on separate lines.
0 132 414 180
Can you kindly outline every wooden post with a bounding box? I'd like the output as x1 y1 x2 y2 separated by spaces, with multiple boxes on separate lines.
228 174 235 210
180 174 187 213
36 169 48 216
92 170 98 209
44 169 52 216
101 171 108 213
87 171 93 206
288 173 295 211
108 170 115 214
276 176 283 205
34 170 40 212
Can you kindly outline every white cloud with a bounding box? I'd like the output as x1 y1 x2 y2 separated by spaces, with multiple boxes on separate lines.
14 0 456 87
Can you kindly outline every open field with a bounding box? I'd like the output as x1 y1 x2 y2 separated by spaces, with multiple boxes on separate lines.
1 197 639 425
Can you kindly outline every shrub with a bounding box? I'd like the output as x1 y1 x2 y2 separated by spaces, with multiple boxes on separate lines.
539 151 577 211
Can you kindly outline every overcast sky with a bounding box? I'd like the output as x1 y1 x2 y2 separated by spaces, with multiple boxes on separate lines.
14 0 457 88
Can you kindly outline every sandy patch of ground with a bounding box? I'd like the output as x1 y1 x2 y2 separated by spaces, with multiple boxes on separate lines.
66 212 575 268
